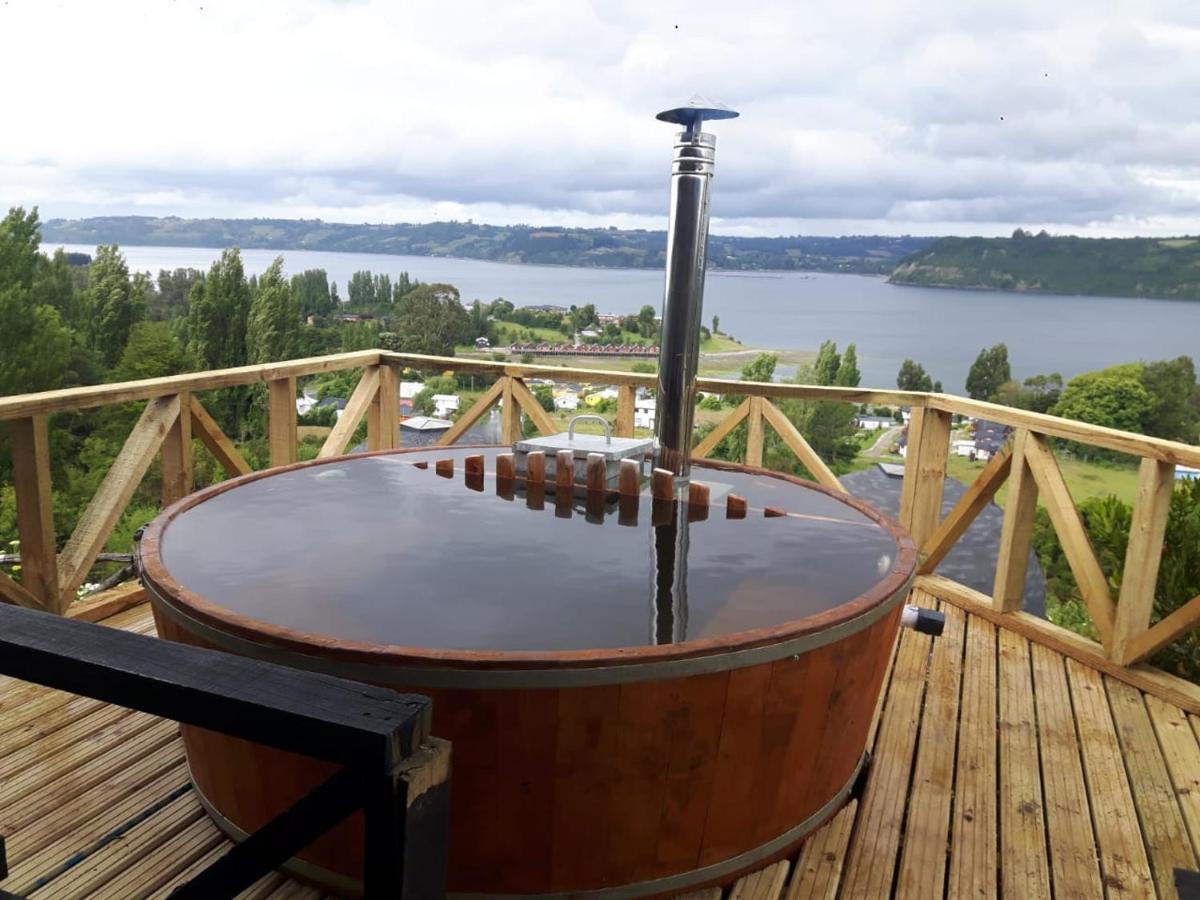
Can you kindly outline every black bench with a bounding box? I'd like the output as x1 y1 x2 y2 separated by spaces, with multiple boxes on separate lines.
0 602 449 899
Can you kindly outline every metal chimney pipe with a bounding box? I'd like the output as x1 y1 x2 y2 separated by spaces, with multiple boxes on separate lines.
653 99 739 481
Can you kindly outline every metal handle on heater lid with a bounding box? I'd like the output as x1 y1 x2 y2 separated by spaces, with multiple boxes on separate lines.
567 415 612 445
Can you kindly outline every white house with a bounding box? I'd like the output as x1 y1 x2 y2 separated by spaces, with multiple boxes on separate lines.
856 415 894 431
431 394 460 418
634 398 656 430
953 439 993 462
555 391 580 411
295 388 319 417
399 381 424 401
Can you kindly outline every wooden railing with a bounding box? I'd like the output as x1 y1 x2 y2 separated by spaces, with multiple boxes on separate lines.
2 349 1198 710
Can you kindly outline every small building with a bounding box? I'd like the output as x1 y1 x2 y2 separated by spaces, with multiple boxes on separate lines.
555 392 580 412
400 416 453 433
399 381 424 401
634 398 656 430
295 388 319 417
474 337 491 349
431 394 460 418
973 420 1013 461
856 415 894 432
953 440 978 458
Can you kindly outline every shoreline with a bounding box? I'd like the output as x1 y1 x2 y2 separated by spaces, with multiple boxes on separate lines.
41 239 889 279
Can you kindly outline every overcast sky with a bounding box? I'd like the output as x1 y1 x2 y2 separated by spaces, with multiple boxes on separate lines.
6 0 1200 237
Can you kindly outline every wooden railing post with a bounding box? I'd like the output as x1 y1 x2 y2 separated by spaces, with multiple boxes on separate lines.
616 385 636 437
992 428 1038 613
368 364 399 452
500 377 521 444
745 396 765 467
268 377 298 468
161 391 193 506
9 415 60 612
1112 458 1175 663
898 406 952 547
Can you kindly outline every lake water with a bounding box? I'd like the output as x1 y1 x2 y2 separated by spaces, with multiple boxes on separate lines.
50 242 1200 390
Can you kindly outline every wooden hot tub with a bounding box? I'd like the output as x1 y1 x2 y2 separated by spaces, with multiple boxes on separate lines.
137 446 917 897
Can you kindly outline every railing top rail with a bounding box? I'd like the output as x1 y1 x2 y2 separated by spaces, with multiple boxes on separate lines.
1 348 1198 467
928 394 1200 468
0 351 383 421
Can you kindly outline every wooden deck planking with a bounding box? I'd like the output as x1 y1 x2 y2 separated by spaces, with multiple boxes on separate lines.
894 601 964 899
948 613 998 900
1145 695 1200 860
1107 678 1197 898
996 629 1051 900
838 610 934 898
1029 643 1105 900
1 586 1196 900
1067 660 1155 898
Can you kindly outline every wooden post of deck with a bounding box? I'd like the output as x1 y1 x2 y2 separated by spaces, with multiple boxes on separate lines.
746 396 766 467
268 377 298 468
616 385 636 438
993 428 1039 613
161 392 193 506
1113 458 1175 663
899 406 952 548
369 364 399 452
9 415 60 612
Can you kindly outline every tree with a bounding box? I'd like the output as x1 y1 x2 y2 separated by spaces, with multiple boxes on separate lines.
1021 373 1063 413
290 269 332 318
392 284 470 356
373 273 392 307
965 343 1011 400
897 359 934 392
246 257 302 364
0 207 73 396
741 352 778 383
712 314 720 335
88 245 145 367
1051 364 1153 434
812 340 841 385
33 248 85 328
186 248 251 370
347 270 375 307
533 385 555 412
111 321 196 382
835 343 860 387
1140 356 1200 443
152 268 202 321
490 298 514 320
636 304 657 337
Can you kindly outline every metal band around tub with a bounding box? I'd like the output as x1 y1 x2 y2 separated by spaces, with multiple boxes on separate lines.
146 575 911 690
190 751 866 899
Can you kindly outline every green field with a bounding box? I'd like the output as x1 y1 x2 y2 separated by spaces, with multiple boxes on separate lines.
946 454 1139 507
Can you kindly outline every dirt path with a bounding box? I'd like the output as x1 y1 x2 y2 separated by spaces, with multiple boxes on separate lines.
864 425 902 458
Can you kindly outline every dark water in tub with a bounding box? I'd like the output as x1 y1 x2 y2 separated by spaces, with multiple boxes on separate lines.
157 449 907 651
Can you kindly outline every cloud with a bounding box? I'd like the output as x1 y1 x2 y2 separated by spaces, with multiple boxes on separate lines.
2 0 1197 236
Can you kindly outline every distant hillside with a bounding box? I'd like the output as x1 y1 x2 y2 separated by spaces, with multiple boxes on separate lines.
41 216 934 274
889 230 1200 299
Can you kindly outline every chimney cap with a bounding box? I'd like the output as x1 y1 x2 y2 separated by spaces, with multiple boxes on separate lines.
656 95 739 136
